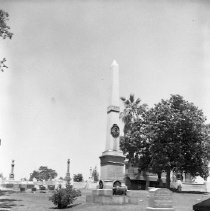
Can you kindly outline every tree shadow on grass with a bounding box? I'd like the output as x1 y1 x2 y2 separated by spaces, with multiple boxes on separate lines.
0 190 22 209
49 203 82 209
0 198 22 209
0 190 16 196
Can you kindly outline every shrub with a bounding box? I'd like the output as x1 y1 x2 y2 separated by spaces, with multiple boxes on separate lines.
50 185 81 209
73 173 83 182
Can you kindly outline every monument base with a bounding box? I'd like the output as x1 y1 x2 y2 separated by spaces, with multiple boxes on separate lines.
127 190 146 205
86 189 128 205
86 189 151 205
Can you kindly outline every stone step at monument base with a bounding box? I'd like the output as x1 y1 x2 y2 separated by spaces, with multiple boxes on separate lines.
86 189 128 205
127 190 148 205
127 190 148 197
94 195 129 205
146 208 174 211
86 189 150 205
128 197 146 206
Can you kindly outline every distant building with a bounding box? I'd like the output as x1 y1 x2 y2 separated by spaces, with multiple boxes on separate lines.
124 162 166 190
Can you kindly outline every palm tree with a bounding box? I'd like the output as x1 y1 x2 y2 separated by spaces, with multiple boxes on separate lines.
120 94 147 134
120 94 150 189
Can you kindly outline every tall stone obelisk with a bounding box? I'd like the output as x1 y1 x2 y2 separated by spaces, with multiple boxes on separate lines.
65 159 71 186
9 160 15 180
99 60 125 187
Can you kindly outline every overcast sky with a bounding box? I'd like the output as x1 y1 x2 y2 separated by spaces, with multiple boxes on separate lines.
0 0 210 180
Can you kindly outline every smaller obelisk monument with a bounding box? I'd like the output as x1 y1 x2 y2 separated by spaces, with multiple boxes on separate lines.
65 159 71 186
99 60 125 188
9 160 15 180
89 167 93 181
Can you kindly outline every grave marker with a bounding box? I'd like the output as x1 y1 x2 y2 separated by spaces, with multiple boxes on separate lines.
146 188 174 211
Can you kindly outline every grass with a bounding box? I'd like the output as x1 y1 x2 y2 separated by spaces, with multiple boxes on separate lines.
0 189 209 211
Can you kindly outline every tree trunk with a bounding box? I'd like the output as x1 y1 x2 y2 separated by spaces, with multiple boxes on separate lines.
157 172 163 188
144 171 149 190
145 176 149 190
166 168 171 189
145 176 150 190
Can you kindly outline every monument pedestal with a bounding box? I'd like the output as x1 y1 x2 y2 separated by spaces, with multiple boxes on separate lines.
9 173 14 180
87 150 127 205
100 150 125 186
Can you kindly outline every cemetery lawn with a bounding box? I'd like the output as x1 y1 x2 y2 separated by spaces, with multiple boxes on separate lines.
1 189 210 211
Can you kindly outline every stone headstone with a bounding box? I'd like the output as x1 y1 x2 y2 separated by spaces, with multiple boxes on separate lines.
146 188 174 211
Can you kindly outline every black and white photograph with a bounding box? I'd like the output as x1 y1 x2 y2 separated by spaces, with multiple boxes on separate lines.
0 0 210 210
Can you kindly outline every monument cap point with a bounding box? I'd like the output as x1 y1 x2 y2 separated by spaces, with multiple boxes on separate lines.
111 60 119 67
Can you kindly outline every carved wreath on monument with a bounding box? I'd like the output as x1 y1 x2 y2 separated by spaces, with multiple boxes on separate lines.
111 124 120 138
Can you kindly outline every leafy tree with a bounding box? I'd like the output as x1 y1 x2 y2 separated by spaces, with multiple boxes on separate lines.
73 173 83 182
92 167 99 182
0 10 13 39
0 9 13 72
148 94 209 188
29 166 57 181
120 94 209 189
29 170 39 181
